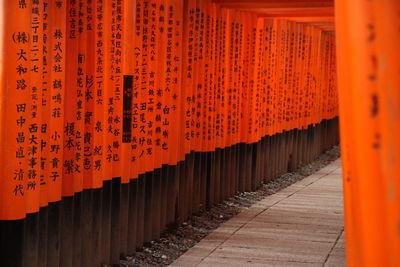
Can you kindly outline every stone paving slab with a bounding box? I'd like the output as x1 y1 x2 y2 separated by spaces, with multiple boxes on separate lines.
171 159 345 267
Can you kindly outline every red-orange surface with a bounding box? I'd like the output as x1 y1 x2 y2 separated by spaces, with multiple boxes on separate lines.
0 0 337 226
336 0 400 266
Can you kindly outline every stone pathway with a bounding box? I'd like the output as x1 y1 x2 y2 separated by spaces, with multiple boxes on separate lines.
171 159 345 267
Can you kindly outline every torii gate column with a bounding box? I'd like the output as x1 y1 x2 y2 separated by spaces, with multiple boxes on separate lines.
335 0 400 266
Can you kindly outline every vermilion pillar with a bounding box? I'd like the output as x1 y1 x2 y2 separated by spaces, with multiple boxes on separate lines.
335 0 400 266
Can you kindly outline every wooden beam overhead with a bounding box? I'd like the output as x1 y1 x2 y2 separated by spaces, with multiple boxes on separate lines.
214 0 334 9
253 9 334 18
281 16 334 21
213 0 335 29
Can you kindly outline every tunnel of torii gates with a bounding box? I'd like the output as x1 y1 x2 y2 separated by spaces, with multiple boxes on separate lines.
0 0 398 266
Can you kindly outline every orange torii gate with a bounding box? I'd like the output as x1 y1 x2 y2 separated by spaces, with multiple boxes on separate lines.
336 0 400 266
3 0 399 266
220 1 400 265
0 1 337 266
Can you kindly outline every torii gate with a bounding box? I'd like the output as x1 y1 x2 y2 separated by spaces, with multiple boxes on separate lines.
218 0 400 266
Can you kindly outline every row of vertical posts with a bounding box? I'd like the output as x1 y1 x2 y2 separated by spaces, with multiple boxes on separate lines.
0 118 339 266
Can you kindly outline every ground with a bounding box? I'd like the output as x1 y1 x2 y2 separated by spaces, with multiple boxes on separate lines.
120 146 340 267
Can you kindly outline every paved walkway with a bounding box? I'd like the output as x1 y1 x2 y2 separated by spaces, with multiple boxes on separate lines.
171 159 345 267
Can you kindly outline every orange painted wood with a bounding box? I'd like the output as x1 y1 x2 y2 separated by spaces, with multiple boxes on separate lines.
0 0 339 220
